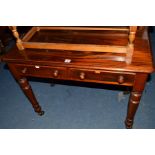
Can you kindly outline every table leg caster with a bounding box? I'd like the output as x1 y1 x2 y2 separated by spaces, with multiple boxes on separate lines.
126 125 132 129
37 111 45 116
125 119 133 129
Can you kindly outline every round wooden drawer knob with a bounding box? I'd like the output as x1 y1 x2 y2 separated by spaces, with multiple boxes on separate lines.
80 72 85 80
22 67 27 74
118 75 124 84
53 70 59 77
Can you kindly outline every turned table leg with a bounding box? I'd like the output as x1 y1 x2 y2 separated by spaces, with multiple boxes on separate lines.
8 64 44 116
125 73 148 129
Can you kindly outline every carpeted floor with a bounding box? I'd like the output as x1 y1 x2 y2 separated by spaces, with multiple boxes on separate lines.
0 28 155 129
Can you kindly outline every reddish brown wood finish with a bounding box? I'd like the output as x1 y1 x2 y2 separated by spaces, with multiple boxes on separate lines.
8 64 44 115
125 73 148 128
9 26 138 64
2 26 154 128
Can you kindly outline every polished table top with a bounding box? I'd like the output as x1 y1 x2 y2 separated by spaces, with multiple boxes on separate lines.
2 33 154 73
1 28 154 129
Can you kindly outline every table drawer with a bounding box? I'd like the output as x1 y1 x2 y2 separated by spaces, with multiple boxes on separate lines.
15 64 66 79
69 68 135 86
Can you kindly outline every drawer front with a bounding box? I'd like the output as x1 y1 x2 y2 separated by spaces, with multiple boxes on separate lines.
15 64 66 79
69 68 135 86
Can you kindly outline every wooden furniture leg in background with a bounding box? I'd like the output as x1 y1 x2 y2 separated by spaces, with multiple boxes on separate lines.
8 64 44 116
126 26 137 64
125 73 148 128
9 26 24 50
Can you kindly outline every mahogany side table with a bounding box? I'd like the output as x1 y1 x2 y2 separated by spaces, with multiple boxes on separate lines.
2 27 154 128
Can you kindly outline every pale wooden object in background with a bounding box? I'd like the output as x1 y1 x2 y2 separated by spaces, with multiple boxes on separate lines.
9 26 24 50
10 26 139 64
